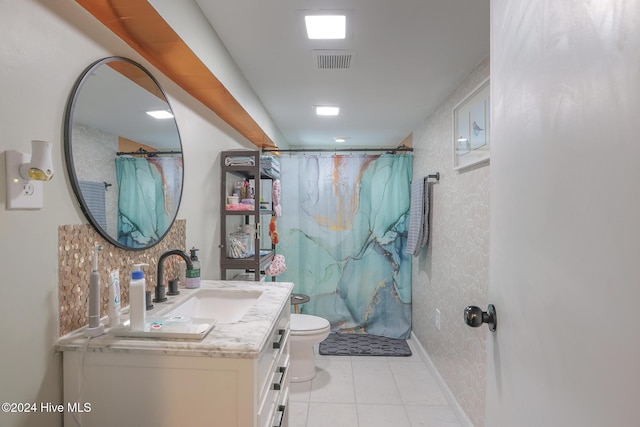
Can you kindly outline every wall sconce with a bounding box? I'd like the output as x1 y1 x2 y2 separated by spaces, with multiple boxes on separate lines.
5 140 54 210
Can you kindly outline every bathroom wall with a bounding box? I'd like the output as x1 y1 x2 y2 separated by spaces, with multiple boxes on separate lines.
0 1 271 426
411 57 490 427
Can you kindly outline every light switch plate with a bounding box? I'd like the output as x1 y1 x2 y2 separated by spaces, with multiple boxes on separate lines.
5 150 43 209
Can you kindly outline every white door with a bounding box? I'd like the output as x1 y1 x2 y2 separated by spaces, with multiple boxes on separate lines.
486 2 640 426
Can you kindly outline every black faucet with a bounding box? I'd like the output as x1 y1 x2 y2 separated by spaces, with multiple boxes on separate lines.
154 249 194 303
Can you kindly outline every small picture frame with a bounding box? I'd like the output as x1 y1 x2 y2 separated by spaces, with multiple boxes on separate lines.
453 78 490 171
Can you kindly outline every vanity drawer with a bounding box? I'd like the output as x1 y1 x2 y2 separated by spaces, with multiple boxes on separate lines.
258 306 290 399
258 353 290 427
270 385 289 427
274 361 290 427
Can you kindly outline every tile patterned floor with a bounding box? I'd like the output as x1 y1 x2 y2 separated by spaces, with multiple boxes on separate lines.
288 337 462 427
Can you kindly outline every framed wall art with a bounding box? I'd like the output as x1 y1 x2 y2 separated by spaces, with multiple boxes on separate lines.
453 77 490 171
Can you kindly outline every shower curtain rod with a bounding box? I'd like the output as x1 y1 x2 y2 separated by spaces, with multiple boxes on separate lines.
262 147 413 154
116 150 182 156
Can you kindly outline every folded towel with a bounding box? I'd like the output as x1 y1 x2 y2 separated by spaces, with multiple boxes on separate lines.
260 156 281 178
225 156 255 166
260 155 280 171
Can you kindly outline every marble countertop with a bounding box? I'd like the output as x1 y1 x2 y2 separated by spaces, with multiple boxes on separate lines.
56 280 293 359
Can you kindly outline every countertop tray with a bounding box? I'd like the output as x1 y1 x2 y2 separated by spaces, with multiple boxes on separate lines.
110 316 217 340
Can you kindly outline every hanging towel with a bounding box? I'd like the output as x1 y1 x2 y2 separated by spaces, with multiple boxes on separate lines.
272 179 282 217
419 178 431 250
406 178 423 256
406 177 430 256
79 180 107 231
265 254 287 276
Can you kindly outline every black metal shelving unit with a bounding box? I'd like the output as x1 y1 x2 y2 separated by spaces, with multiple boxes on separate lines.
220 150 277 281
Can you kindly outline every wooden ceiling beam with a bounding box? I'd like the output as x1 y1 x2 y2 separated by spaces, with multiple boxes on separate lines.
75 0 278 149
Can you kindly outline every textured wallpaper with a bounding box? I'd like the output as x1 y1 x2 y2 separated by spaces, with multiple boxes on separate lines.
412 57 490 427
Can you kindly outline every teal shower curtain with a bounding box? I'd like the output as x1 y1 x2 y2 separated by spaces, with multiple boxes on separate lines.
115 156 182 248
277 154 413 339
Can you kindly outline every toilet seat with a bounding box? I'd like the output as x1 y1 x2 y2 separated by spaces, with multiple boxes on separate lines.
291 314 330 336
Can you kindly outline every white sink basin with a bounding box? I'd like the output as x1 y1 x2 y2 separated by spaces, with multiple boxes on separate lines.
159 288 264 323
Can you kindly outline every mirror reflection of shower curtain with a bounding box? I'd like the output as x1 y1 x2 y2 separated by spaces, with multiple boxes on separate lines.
115 156 183 248
277 154 413 339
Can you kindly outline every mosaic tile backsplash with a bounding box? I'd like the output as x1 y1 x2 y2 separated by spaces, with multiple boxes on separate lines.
58 220 186 336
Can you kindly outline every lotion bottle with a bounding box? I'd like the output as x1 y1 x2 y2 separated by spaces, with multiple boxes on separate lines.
129 263 148 332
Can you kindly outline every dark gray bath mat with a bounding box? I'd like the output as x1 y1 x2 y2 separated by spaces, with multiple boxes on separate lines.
319 332 412 357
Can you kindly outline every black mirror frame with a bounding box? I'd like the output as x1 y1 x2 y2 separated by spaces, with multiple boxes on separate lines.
63 56 184 251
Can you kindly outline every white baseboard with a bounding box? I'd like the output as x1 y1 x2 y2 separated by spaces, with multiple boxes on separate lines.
410 332 475 427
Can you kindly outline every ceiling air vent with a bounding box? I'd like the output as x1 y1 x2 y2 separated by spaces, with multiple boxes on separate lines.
312 50 355 70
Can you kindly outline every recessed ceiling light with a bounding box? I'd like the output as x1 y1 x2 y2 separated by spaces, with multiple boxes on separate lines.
146 110 174 119
334 136 348 143
305 15 346 39
315 106 340 116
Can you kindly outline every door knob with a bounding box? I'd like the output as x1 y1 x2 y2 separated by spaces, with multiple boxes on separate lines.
464 304 497 332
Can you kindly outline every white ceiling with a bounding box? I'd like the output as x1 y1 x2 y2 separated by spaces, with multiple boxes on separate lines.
194 0 490 149
72 62 181 150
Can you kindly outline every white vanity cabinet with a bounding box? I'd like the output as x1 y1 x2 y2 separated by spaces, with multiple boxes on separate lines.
58 281 292 427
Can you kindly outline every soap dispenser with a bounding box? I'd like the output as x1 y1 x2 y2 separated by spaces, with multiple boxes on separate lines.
185 247 201 289
129 263 148 332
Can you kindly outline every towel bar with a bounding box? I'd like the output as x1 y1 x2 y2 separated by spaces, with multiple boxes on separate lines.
427 172 440 181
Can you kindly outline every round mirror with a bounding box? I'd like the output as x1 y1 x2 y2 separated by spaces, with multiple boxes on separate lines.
64 57 183 250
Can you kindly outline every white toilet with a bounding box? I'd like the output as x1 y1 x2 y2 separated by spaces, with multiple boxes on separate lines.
289 313 331 382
